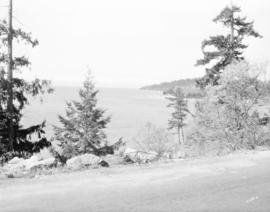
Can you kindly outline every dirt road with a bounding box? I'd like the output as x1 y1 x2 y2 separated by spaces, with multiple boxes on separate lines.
1 151 270 212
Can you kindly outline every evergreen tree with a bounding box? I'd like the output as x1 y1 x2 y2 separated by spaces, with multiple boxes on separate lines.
164 87 190 146
0 19 53 156
54 73 111 158
196 5 262 88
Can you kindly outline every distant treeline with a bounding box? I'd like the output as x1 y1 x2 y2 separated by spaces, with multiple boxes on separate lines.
141 78 205 98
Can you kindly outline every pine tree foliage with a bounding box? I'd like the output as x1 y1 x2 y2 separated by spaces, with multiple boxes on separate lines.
196 5 262 88
0 19 53 155
54 73 111 158
164 87 190 145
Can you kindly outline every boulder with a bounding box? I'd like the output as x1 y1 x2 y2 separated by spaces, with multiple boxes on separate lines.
122 148 137 163
8 157 24 165
80 154 100 166
175 151 186 159
135 151 158 163
66 154 100 169
21 155 41 170
24 157 56 170
66 157 83 170
3 160 26 176
2 155 56 177
123 148 158 163
102 154 123 165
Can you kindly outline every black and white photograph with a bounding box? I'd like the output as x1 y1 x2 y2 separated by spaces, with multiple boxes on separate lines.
0 0 270 211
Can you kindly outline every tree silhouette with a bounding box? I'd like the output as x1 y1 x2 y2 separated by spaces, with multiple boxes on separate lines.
0 19 53 155
196 5 262 88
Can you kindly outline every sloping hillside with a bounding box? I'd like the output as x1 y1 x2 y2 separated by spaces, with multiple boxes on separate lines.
141 78 197 91
141 78 204 98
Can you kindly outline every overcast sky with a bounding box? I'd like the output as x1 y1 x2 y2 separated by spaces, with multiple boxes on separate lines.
1 0 270 88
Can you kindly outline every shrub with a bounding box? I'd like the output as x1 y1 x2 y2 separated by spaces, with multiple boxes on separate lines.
133 123 176 157
188 61 270 155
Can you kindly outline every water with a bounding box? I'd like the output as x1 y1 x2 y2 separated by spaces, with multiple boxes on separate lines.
21 87 171 144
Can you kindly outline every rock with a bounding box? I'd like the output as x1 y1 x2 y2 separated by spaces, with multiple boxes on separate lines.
175 151 186 159
123 148 158 163
23 155 43 170
66 154 100 169
123 155 135 164
29 155 41 163
7 156 56 171
99 160 109 167
80 154 100 166
3 156 56 177
124 148 137 155
102 155 123 165
25 157 56 170
66 157 83 170
8 157 23 165
3 160 27 177
122 148 137 163
6 173 15 178
135 151 158 163
28 158 56 172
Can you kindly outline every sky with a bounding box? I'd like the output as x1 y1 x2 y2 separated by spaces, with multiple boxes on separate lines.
1 0 270 88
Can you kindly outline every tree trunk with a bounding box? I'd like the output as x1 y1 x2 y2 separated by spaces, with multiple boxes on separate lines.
7 0 14 151
180 127 185 146
180 127 186 156
177 127 181 145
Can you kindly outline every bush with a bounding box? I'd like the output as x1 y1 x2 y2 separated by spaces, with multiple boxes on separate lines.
133 123 176 157
188 61 270 155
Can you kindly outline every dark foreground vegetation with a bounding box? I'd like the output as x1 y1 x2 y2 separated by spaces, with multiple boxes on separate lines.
0 16 53 162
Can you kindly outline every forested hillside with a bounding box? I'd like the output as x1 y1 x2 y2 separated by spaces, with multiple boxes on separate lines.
141 78 204 98
141 78 196 91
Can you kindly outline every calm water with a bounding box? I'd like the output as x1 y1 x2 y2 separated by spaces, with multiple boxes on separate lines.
22 87 171 144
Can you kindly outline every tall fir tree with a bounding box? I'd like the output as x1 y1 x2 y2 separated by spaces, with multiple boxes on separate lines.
164 87 190 146
54 73 111 158
196 5 262 88
0 19 53 156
